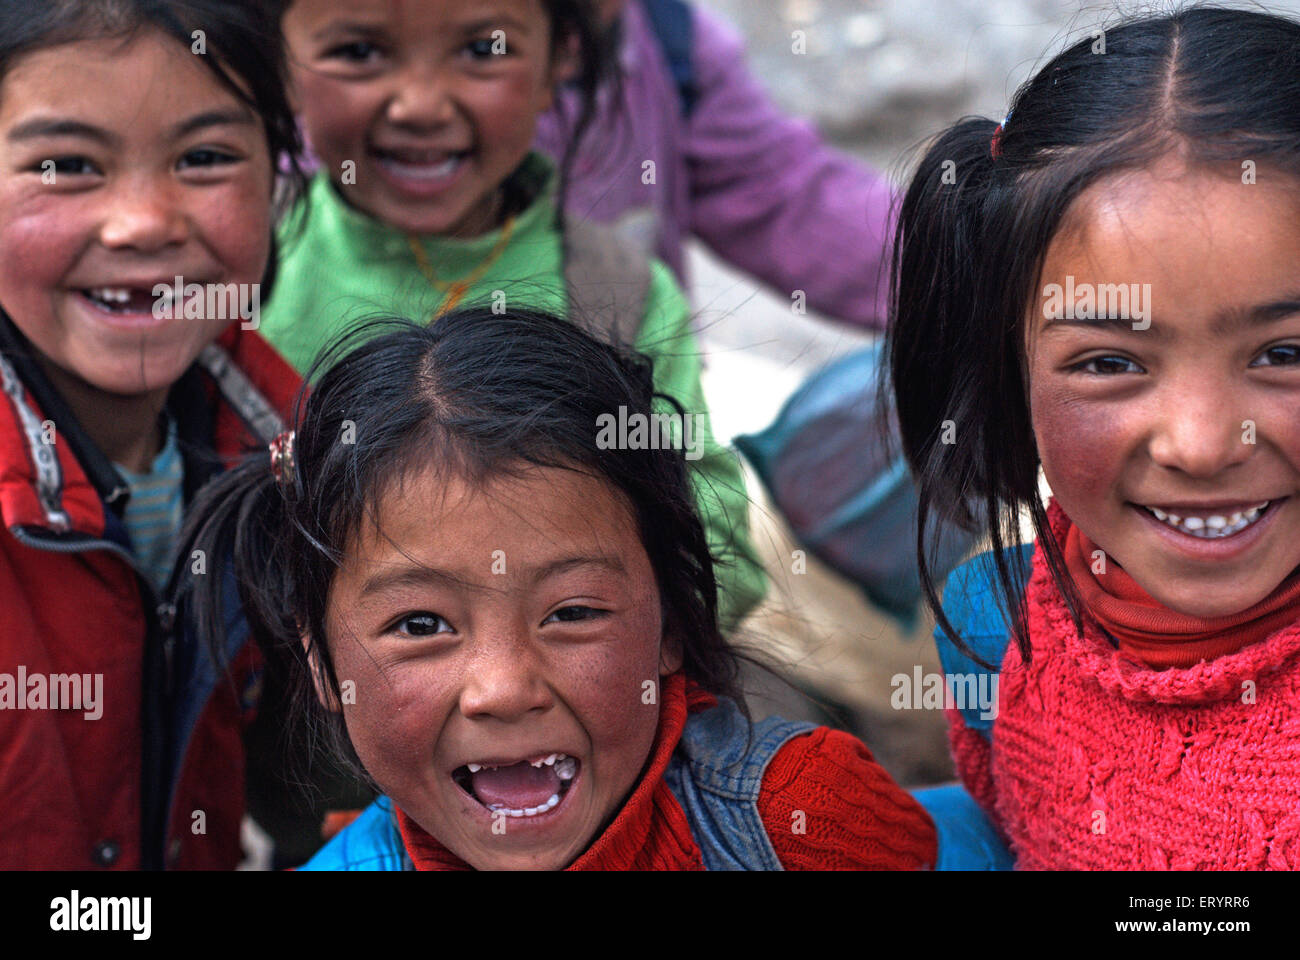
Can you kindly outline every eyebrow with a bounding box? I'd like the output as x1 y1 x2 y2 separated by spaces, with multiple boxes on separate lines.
1041 295 1300 338
457 15 532 35
311 21 390 42
1211 296 1300 335
312 13 531 43
7 108 254 146
7 117 116 146
359 554 628 598
1041 315 1170 339
168 108 256 140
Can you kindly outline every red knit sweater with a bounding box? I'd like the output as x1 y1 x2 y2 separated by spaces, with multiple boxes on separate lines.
951 502 1300 869
397 672 936 870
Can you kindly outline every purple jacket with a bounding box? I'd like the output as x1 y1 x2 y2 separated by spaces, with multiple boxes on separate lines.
535 1 894 330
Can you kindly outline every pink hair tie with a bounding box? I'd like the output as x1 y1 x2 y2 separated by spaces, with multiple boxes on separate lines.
269 430 297 493
990 111 1012 159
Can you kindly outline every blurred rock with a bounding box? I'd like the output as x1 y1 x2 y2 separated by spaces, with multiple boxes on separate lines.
700 0 1300 158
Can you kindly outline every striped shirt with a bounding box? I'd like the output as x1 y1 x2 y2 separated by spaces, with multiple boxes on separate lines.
115 419 184 595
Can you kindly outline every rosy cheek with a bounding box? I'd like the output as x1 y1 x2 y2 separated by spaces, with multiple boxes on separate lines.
341 659 445 773
0 197 87 288
566 616 665 749
1031 381 1129 505
297 75 373 160
194 188 272 282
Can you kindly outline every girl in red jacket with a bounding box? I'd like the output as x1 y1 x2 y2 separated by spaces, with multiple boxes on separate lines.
0 0 302 869
890 8 1300 869
181 308 936 870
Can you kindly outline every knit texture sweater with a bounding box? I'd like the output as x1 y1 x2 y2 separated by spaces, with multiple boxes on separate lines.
950 502 1300 870
261 154 764 631
396 672 937 870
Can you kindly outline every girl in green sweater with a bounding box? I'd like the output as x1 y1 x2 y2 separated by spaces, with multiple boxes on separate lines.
262 0 763 631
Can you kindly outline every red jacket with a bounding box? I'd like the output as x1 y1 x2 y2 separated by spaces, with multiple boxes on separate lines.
0 317 299 869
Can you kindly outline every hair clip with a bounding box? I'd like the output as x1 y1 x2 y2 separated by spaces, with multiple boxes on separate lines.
990 111 1012 159
269 429 297 493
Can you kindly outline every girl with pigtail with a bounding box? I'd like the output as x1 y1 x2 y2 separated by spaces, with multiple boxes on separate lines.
175 307 937 870
892 6 1300 869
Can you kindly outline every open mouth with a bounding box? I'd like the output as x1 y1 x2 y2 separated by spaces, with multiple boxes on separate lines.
451 753 580 819
372 146 470 183
79 286 164 315
1137 499 1279 539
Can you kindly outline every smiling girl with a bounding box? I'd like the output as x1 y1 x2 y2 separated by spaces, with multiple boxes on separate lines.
890 7 1300 869
0 0 302 868
180 308 937 870
262 0 762 634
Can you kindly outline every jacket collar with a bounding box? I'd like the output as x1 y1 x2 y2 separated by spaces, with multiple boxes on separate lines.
0 312 294 539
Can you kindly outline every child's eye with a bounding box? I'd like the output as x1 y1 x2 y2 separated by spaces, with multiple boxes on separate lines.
178 148 239 170
40 156 99 177
1250 344 1300 367
464 37 501 59
543 606 605 625
326 41 384 64
1072 355 1144 375
392 612 453 637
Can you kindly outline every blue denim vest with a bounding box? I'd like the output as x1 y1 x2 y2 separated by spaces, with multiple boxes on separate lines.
303 698 814 871
662 696 816 870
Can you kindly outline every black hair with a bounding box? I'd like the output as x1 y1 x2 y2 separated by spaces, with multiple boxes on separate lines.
0 0 306 278
174 307 742 781
886 5 1300 664
538 0 618 233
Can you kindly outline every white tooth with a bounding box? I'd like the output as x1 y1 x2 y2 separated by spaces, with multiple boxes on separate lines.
545 793 559 808
554 757 577 780
1183 517 1204 531
507 808 525 818
1151 507 1168 521
467 763 482 773
1227 512 1243 526
544 754 558 766
530 758 545 768
1206 515 1226 529
1167 514 1181 525
524 806 538 816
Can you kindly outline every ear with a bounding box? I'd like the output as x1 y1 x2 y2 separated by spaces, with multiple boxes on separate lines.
544 32 583 107
658 633 683 676
300 632 343 712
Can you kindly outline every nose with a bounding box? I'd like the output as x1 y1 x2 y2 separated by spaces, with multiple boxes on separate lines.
1147 375 1253 478
458 624 553 723
97 174 188 252
385 64 457 130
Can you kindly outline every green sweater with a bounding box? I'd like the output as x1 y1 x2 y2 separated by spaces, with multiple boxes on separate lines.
261 155 765 631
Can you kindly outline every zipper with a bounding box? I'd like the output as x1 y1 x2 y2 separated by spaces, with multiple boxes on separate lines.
10 525 142 567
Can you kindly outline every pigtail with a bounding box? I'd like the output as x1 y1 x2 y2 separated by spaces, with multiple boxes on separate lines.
169 452 298 668
170 441 367 789
886 117 1039 665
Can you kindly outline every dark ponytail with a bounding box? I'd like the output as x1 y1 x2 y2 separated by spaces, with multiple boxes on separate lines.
886 6 1300 664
